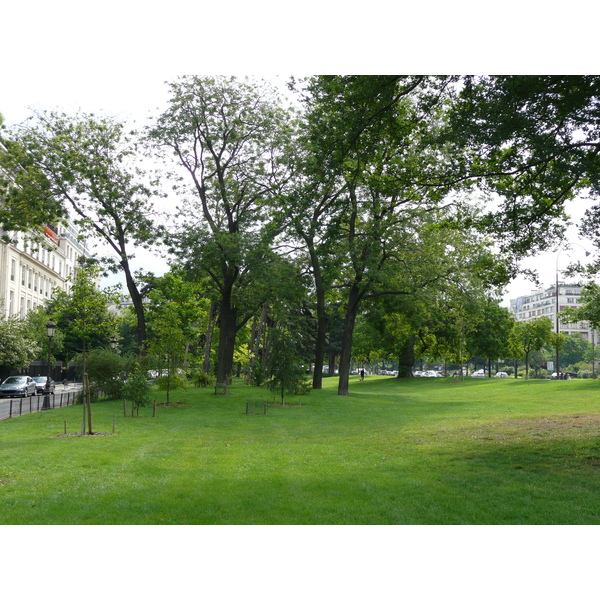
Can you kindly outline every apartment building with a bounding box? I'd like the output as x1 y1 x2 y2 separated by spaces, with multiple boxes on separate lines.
0 220 89 318
1 138 91 318
509 282 598 342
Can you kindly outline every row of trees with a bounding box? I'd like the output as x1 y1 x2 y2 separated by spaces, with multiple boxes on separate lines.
2 76 600 395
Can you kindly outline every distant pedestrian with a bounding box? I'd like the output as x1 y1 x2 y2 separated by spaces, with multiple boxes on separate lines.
360 369 365 382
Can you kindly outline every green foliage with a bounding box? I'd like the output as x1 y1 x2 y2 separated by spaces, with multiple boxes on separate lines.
154 372 187 391
0 315 40 369
75 348 125 398
559 334 591 369
3 110 159 349
446 75 600 258
149 75 297 384
250 357 267 388
562 283 600 330
265 328 310 402
513 317 554 378
191 371 215 388
24 306 65 362
48 262 120 355
122 365 154 408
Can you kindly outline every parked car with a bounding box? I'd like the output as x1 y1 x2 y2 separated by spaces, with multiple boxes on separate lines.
550 372 573 380
32 376 55 394
471 369 486 377
0 376 37 398
413 371 424 377
424 370 441 377
495 372 509 378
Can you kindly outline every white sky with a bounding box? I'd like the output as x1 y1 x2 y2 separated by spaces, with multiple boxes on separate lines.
3 3 600 597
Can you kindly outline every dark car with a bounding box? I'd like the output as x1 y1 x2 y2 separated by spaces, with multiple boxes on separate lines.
0 376 37 398
32 376 55 394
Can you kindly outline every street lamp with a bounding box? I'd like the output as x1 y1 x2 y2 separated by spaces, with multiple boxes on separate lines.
42 320 56 410
111 337 118 351
555 244 590 380
592 330 596 379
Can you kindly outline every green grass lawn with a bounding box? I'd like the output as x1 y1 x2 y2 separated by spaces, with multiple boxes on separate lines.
2 375 600 524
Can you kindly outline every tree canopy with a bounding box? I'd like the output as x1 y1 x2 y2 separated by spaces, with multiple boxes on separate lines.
4 75 600 392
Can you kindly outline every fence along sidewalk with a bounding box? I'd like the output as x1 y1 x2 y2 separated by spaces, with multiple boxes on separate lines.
0 391 79 421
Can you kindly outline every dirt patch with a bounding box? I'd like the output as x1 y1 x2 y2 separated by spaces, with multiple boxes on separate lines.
54 432 115 437
502 414 600 431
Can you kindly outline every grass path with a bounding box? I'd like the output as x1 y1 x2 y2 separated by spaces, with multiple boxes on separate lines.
1 376 600 524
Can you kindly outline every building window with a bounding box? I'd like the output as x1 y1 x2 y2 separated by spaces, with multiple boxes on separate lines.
21 266 26 286
9 291 14 315
10 259 15 281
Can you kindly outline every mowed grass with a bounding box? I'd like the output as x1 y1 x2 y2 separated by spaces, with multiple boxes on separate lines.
1 375 600 524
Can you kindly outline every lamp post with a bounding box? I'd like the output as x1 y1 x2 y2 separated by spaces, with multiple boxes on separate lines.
42 320 56 410
555 256 561 380
592 330 596 379
111 337 117 351
555 244 591 380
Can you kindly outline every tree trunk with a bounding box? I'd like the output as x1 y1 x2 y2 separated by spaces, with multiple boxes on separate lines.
309 246 328 390
121 257 147 353
397 335 416 378
337 284 362 396
312 314 328 390
85 373 93 435
203 301 217 375
328 353 337 376
216 288 237 385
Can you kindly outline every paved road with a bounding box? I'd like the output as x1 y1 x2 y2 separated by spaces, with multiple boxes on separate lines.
0 384 83 421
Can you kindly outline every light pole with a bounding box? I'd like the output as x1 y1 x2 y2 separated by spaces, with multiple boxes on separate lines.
42 320 56 410
555 256 561 379
555 244 590 380
592 330 596 379
111 337 118 351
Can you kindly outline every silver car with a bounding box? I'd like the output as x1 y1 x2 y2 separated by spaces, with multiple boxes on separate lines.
0 376 37 398
32 376 56 394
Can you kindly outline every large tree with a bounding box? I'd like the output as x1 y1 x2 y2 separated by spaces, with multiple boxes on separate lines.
148 76 296 385
299 76 474 395
446 75 600 260
1 116 65 238
514 317 554 379
2 111 159 351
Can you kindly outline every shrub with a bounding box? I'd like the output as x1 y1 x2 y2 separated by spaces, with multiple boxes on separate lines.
192 371 215 388
74 348 126 399
190 371 215 387
123 366 153 409
154 372 187 391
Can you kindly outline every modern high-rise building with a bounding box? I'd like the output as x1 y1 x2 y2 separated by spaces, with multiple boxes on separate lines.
509 282 597 342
